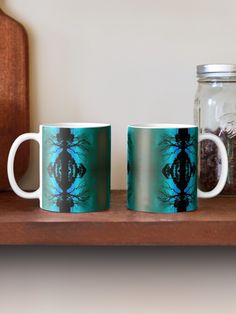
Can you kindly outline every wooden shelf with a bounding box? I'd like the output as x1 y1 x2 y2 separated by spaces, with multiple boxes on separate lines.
0 191 236 245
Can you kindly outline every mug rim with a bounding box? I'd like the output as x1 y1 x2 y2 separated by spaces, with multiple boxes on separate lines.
128 123 197 129
41 122 111 128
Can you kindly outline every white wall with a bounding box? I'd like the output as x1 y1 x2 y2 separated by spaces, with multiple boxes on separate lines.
3 0 236 189
2 1 236 314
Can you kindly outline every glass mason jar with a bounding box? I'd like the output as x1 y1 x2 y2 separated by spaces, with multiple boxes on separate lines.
194 64 236 196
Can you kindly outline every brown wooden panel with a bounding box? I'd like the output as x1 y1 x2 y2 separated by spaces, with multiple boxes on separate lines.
0 191 235 245
0 9 29 190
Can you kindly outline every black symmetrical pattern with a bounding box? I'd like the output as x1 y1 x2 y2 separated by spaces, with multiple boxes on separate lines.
160 129 197 212
47 128 90 212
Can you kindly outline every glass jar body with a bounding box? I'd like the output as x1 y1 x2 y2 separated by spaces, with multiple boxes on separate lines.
194 77 236 195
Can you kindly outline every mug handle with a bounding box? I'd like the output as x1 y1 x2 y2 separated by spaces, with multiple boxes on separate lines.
7 133 41 199
198 133 228 198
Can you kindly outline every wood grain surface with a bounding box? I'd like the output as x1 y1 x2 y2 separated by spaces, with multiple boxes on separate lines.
0 8 29 190
0 191 235 245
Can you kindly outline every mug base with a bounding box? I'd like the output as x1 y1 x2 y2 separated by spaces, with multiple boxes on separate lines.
40 206 110 214
127 207 198 214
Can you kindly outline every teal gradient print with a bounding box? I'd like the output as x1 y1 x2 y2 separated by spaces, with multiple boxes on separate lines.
127 127 198 213
42 126 110 213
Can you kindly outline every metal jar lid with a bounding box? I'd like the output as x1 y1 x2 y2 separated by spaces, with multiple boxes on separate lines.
197 64 236 78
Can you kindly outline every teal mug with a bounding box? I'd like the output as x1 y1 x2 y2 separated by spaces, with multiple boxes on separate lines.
127 124 228 213
8 123 111 213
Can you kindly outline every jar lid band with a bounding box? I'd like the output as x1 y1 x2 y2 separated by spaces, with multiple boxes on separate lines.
197 64 236 78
